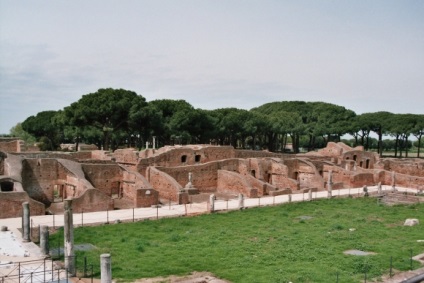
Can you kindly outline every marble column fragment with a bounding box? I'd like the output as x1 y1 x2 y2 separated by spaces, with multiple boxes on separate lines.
22 202 30 242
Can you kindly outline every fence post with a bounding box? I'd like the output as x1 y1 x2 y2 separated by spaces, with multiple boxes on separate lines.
106 209 109 224
390 256 393 277
84 256 87 277
18 262 20 283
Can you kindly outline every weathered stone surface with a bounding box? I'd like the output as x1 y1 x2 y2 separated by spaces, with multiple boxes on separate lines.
404 218 420 226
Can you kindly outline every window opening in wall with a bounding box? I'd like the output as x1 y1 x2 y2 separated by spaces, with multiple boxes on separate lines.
319 170 323 177
359 161 363 168
251 170 256 177
181 155 187 163
0 181 14 192
293 171 299 180
195 155 201 162
366 159 370 169
346 157 350 160
353 155 357 161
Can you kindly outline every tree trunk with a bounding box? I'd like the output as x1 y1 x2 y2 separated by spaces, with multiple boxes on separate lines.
377 129 383 157
405 136 409 157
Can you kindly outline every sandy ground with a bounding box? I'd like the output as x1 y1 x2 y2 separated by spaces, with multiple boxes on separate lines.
133 271 230 283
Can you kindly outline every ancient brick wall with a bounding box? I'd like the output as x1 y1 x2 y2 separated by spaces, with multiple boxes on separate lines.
350 172 375 187
0 192 45 219
235 149 288 159
121 168 157 207
342 150 378 169
375 159 424 178
0 140 21 153
136 146 237 171
70 151 93 160
82 164 122 196
285 159 324 190
146 166 183 202
157 159 241 192
0 153 4 175
71 188 114 213
21 159 93 205
113 149 139 165
21 159 59 204
216 170 258 197
316 142 344 157
134 189 159 207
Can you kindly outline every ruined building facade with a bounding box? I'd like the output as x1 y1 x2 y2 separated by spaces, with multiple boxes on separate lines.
1 139 423 219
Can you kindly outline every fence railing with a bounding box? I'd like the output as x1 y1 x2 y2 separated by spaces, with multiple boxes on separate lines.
26 186 422 230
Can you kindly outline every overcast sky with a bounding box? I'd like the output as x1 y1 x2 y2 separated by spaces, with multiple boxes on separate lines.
1 1 423 134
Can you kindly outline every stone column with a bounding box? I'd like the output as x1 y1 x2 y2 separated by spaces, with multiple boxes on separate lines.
101 253 112 283
238 194 244 210
152 136 156 150
22 202 30 242
327 170 333 199
209 194 215 213
308 189 312 201
40 225 49 256
64 199 75 276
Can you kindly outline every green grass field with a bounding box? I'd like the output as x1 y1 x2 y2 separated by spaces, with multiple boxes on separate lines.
50 197 424 282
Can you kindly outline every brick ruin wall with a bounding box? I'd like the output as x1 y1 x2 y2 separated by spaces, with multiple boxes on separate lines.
136 146 237 173
70 189 114 213
0 140 21 153
216 170 258 197
21 159 94 205
121 169 158 207
0 192 45 219
146 166 183 202
375 159 424 178
82 164 122 196
156 159 241 192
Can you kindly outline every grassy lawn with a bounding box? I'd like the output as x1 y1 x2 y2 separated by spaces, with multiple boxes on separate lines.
50 197 424 282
